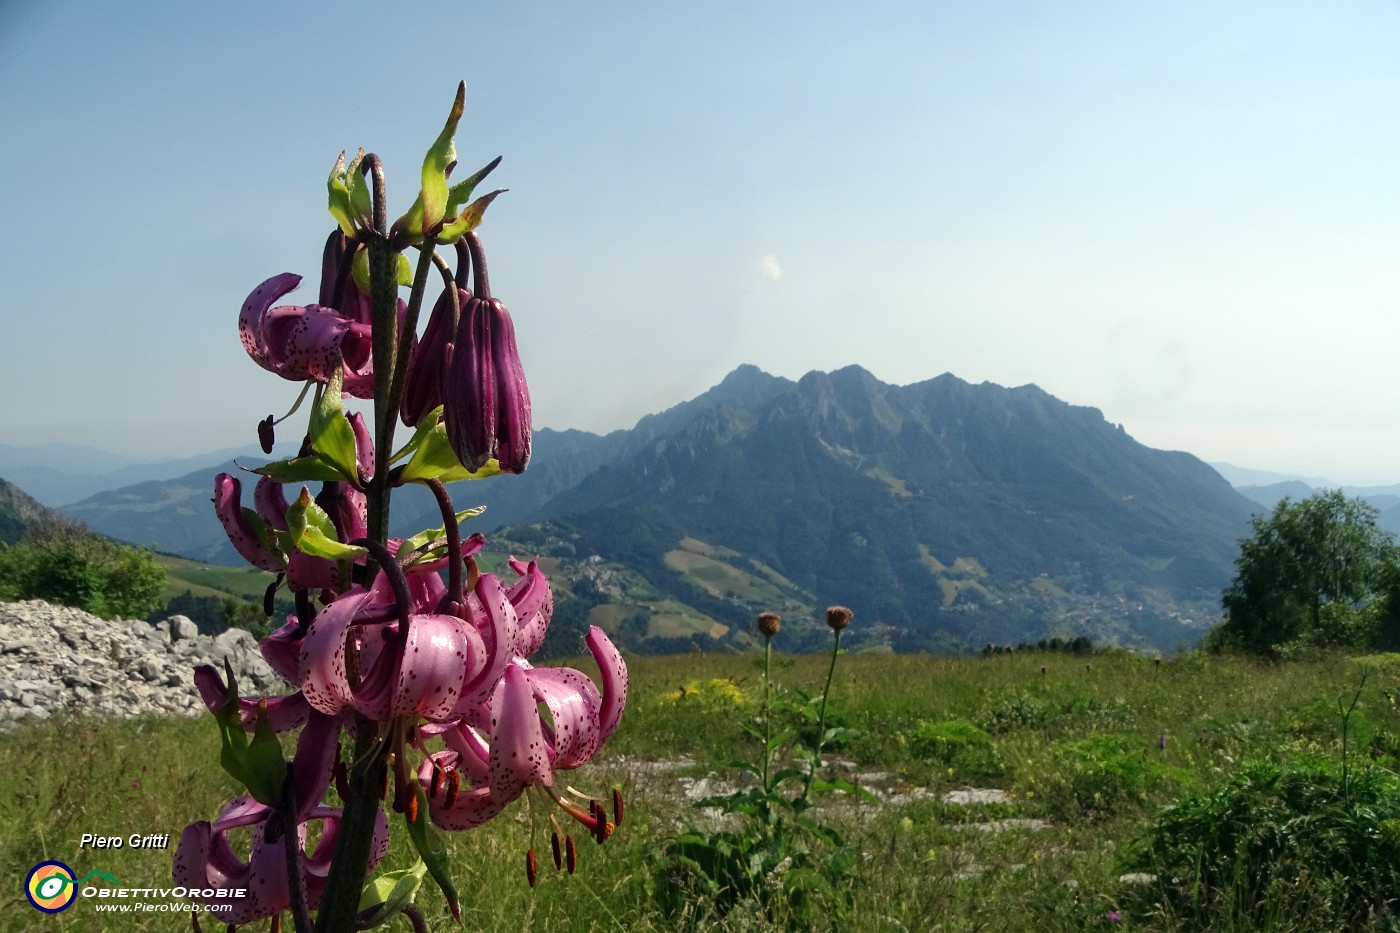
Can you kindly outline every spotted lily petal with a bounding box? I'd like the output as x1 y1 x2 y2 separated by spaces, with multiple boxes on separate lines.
527 664 601 770
489 663 553 794
587 626 629 744
391 613 485 721
213 473 282 572
193 664 309 732
299 588 376 716
507 557 552 656
449 572 519 717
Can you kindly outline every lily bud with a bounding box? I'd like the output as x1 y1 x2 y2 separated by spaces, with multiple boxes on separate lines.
442 296 532 473
401 286 469 427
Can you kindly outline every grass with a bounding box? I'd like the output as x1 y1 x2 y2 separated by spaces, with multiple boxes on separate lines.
155 554 270 602
3 649 1400 930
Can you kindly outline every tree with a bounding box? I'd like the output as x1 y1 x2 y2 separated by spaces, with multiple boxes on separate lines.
0 518 166 621
1215 491 1398 654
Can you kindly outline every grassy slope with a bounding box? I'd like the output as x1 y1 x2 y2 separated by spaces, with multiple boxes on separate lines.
155 554 271 602
3 650 1398 931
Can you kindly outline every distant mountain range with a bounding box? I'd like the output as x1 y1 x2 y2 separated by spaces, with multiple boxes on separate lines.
0 442 298 508
1223 478 1400 539
5 365 1311 653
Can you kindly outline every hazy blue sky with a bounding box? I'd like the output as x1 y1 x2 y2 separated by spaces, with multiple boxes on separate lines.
3 2 1399 483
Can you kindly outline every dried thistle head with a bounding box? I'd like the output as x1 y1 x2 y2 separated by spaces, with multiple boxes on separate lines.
756 611 782 638
825 605 853 631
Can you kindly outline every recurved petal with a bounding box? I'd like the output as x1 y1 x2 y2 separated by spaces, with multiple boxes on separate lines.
300 804 389 889
507 557 552 657
214 473 283 572
587 627 629 745
238 273 302 372
348 412 374 481
528 665 602 770
451 573 519 717
253 476 290 532
193 663 310 732
291 710 341 823
418 752 508 831
258 618 301 683
440 722 491 784
299 588 374 715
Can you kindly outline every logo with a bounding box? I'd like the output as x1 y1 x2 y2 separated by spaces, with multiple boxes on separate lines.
25 861 77 913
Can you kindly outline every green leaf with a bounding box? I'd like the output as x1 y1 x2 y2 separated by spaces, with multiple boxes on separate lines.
252 458 347 483
343 149 371 229
356 861 427 929
307 367 360 482
210 661 286 806
327 151 356 236
399 422 502 484
445 155 502 216
286 488 367 561
438 188 507 243
767 729 797 753
391 83 466 245
390 407 445 465
422 83 465 231
404 783 461 923
398 506 488 563
352 247 413 293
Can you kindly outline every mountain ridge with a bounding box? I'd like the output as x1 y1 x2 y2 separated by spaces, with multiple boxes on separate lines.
40 364 1264 652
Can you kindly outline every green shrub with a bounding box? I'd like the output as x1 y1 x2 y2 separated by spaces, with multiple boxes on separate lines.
981 692 1057 734
1129 757 1400 928
1042 733 1182 818
909 717 1001 781
0 521 165 620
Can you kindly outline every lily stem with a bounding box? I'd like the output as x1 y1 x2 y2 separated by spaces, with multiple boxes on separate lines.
317 157 397 933
281 773 313 933
424 478 464 605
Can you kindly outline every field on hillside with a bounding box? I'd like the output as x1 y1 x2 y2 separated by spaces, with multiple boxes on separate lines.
3 649 1400 931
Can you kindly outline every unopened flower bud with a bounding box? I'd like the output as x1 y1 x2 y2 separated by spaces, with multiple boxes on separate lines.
757 612 781 638
825 606 853 631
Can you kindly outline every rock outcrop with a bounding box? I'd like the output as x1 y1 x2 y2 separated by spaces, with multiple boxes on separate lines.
0 599 285 727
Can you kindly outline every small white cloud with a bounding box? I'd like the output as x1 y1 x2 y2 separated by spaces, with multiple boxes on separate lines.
760 254 782 282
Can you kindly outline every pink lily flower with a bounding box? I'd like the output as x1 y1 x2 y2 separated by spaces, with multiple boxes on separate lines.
173 795 389 926
419 627 627 835
298 562 519 724
238 273 377 396
172 701 371 925
214 472 368 593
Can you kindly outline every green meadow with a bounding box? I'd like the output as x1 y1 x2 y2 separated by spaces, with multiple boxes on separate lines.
4 649 1400 931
